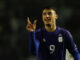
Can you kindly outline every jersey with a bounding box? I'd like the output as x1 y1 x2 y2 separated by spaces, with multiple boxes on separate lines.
28 27 79 60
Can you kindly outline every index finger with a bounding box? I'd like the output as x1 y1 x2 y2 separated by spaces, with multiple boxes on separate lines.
27 17 32 24
33 20 37 25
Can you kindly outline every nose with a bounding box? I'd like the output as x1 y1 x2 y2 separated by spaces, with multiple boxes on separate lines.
46 14 49 17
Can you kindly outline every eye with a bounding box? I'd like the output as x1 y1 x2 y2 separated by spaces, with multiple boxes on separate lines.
48 12 52 15
43 13 46 15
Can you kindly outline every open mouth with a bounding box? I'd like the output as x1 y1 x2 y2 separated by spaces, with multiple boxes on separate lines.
45 19 51 22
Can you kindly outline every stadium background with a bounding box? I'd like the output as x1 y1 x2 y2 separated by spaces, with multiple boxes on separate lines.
0 0 80 60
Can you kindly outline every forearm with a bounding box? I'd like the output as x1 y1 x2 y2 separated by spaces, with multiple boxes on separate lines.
73 49 80 60
28 31 39 55
28 32 36 54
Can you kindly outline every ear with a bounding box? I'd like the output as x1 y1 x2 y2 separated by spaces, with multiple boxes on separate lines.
55 14 58 20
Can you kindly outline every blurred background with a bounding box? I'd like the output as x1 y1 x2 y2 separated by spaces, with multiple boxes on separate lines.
0 0 80 60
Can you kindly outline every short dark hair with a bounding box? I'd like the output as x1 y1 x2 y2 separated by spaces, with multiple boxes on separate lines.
42 5 58 14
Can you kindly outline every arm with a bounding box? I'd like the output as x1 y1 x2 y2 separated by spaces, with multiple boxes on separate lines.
28 31 39 55
66 31 80 60
26 17 39 55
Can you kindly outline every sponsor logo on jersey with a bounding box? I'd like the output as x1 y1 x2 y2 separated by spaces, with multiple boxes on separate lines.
58 34 63 43
43 38 46 42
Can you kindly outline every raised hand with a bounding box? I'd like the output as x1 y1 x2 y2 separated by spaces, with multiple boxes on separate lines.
26 17 37 32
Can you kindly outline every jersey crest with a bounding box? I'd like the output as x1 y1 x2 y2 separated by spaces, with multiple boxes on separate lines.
58 34 63 43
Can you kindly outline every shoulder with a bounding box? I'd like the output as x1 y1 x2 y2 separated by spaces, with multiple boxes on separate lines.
36 27 44 33
58 27 73 40
35 28 44 36
35 28 42 33
35 28 44 40
57 27 71 35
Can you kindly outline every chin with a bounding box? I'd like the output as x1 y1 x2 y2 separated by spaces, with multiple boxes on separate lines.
46 23 50 24
45 23 51 26
45 22 51 24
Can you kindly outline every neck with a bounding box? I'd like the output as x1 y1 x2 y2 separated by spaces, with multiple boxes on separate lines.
45 24 56 32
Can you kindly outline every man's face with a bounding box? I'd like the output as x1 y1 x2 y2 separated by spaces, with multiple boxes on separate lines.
42 9 58 25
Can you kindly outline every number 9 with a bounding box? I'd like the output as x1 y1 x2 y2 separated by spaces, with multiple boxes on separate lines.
49 45 55 54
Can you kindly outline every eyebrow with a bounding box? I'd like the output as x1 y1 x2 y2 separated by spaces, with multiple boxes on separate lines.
42 11 53 14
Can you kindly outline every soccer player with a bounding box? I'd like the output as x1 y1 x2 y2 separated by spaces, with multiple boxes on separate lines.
26 6 80 60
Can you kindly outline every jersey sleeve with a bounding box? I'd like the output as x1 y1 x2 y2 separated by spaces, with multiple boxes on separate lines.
65 31 80 60
28 29 41 55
